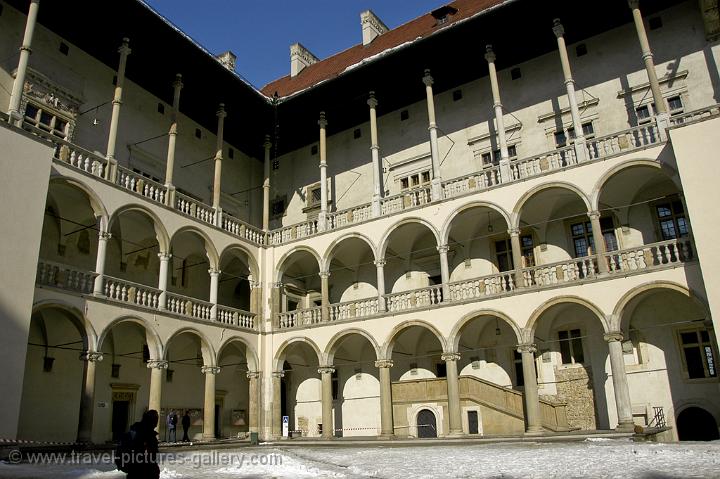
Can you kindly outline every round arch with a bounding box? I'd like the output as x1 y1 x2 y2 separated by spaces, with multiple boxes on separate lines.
321 232 378 272
163 327 216 367
273 336 323 371
216 336 259 372
381 320 447 359
32 300 98 351
219 244 260 280
169 225 220 270
525 296 609 342
511 181 592 228
591 159 681 211
274 245 323 283
440 201 512 246
378 217 441 259
107 203 171 253
448 309 522 352
48 176 109 229
323 328 381 365
96 315 163 360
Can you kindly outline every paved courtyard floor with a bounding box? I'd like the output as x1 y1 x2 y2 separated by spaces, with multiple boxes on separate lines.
1 439 719 478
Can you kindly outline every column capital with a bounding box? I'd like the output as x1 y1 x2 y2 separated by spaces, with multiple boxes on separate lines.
208 268 221 277
147 359 169 370
437 244 450 254
246 371 261 380
172 73 184 90
98 231 112 241
588 210 601 220
249 280 262 289
272 370 285 379
374 259 387 267
516 343 537 354
157 252 172 261
319 270 331 279
552 18 565 38
508 227 521 237
201 365 221 375
628 0 640 9
422 69 434 87
367 91 378 109
80 351 104 362
604 331 624 342
484 44 496 63
216 103 227 119
318 366 335 375
441 352 461 362
374 359 394 368
263 134 272 149
118 38 132 56
273 281 283 289
318 111 328 128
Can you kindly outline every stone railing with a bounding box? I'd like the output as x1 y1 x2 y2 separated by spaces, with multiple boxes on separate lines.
669 104 720 126
447 272 516 301
585 123 660 161
329 297 379 321
380 185 433 216
36 260 97 294
442 165 502 199
605 238 693 274
277 306 323 329
221 212 266 245
328 203 373 230
385 284 444 313
116 165 167 204
269 219 320 245
217 304 256 329
511 144 578 181
103 276 161 309
165 291 213 320
175 191 215 225
522 256 597 288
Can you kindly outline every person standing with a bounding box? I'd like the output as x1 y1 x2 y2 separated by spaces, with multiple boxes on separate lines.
181 410 191 442
116 409 160 479
166 410 177 443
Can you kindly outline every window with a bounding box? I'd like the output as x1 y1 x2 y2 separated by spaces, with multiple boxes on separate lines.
559 329 584 365
667 95 684 114
495 235 534 271
636 104 652 123
435 362 447 378
556 122 594 147
570 216 616 257
400 109 409 121
679 328 716 379
399 169 431 191
271 197 286 217
59 42 69 55
272 157 280 170
310 144 318 155
452 89 463 102
637 97 684 124
649 16 663 30
157 102 165 114
194 128 202 139
353 128 362 139
331 370 339 400
514 350 524 387
576 43 588 57
480 145 517 167
111 364 121 378
24 102 70 139
655 199 688 240
511 68 522 80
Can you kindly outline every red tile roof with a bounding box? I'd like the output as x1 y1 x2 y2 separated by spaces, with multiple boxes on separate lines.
261 0 508 98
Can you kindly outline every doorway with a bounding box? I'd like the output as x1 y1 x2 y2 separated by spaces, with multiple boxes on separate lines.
677 407 720 441
468 411 479 435
111 401 130 441
417 409 437 438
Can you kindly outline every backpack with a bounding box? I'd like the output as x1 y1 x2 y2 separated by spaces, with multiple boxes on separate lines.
114 429 135 473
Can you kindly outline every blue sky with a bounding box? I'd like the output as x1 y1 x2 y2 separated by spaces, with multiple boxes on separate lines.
145 0 448 88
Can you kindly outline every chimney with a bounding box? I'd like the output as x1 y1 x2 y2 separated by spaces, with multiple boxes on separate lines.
290 43 318 77
361 10 388 46
216 50 237 72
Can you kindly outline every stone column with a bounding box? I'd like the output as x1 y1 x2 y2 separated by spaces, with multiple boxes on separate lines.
7 0 40 124
375 259 387 312
375 359 394 437
271 282 282 328
201 366 220 440
247 371 260 433
368 92 383 216
553 19 587 163
588 211 609 274
157 253 171 310
628 0 669 137
212 104 227 220
105 38 131 182
517 344 543 434
319 366 335 438
271 371 284 437
605 331 634 431
262 135 272 231
437 244 451 301
320 270 330 322
147 360 168 425
442 353 463 436
164 74 183 206
422 70 443 201
77 351 103 443
509 228 525 288
248 277 261 315
92 231 111 296
209 268 220 320
318 111 329 231
485 45 513 183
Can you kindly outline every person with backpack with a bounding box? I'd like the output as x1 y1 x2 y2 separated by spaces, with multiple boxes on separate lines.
115 409 160 479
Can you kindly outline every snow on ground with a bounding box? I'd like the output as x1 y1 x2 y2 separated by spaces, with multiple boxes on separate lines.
1 440 720 478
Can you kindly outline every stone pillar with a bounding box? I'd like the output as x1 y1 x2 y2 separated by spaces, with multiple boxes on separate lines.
442 353 463 436
147 359 168 428
553 19 587 163
588 211 609 274
517 344 543 434
271 371 284 437
422 70 443 201
437 244 451 301
212 104 227 218
271 282 282 328
248 278 261 315
77 351 103 443
164 74 183 206
605 331 634 431
375 259 387 312
247 371 260 433
7 0 40 124
375 359 394 437
509 228 525 288
209 268 220 320
318 111 329 230
485 45 513 183
105 38 131 182
320 270 330 322
262 135 272 231
92 231 111 296
157 253 171 310
201 366 220 440
368 92 383 216
319 366 335 438
628 0 669 137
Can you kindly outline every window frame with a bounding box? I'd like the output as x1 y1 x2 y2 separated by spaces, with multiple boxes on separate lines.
676 327 718 381
558 328 585 365
652 197 689 241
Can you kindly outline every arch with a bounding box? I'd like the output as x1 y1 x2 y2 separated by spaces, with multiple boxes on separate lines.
163 327 216 367
107 203 171 253
591 159 681 211
676 404 720 441
378 217 441 259
321 232 378 272
169 225 220 269
31 300 98 351
96 315 163 360
324 328 381 365
219 243 260 279
381 320 447 359
526 296 609 342
440 201 512 246
216 336 259 372
274 245 323 283
448 309 522 353
273 336 323 371
48 176 109 229
511 181 592 228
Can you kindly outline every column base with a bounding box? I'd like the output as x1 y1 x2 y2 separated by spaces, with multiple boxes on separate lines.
615 421 636 433
448 430 464 437
201 434 216 441
378 433 395 440
524 427 544 436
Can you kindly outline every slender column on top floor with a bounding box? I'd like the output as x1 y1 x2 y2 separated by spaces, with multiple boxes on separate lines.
375 259 387 312
588 211 609 274
553 19 587 163
375 359 394 437
7 0 40 125
320 270 331 322
319 365 335 439
484 45 513 183
77 351 103 443
422 70 443 201
209 268 220 320
318 111 329 231
509 228 525 288
92 230 111 296
368 92 383 216
271 282 283 328
628 0 669 137
272 370 284 437
437 244 451 301
105 38 132 182
442 353 463 436
164 74 183 206
212 104 227 223
262 135 272 231
517 343 542 434
605 331 635 431
157 253 171 310
201 366 220 440
246 371 261 434
147 359 168 429
248 276 261 316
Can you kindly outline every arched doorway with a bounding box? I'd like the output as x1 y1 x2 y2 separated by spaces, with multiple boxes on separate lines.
677 407 719 441
417 409 437 438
